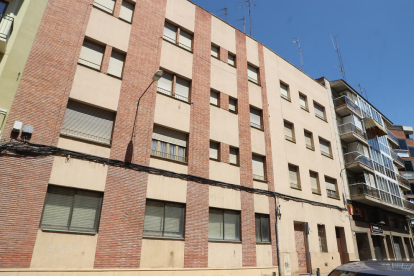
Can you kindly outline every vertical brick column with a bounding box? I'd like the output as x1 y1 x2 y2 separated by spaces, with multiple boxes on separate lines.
184 7 211 268
220 92 229 111
219 47 228 63
0 0 93 268
220 143 230 163
101 45 112 74
113 0 123 18
235 30 257 267
93 0 167 268
258 43 278 266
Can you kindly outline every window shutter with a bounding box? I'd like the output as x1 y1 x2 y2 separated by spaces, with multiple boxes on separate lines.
78 40 105 70
229 98 237 112
369 173 377 188
228 54 235 66
289 165 298 187
157 71 173 94
305 131 313 149
210 91 219 106
363 145 370 157
260 216 270 242
163 22 177 43
41 186 75 229
175 77 190 101
300 94 307 109
143 201 164 236
310 172 319 191
284 122 293 140
319 139 330 156
179 30 192 50
250 107 262 128
107 51 125 78
210 142 219 159
224 211 240 240
70 190 101 232
119 1 134 23
248 65 258 83
209 209 223 239
325 177 337 191
94 0 115 13
61 100 115 145
230 148 238 164
280 83 289 99
211 45 219 58
252 155 265 177
314 103 325 119
164 203 184 237
152 125 187 147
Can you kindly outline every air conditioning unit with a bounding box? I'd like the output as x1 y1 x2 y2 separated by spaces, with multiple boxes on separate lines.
12 121 23 132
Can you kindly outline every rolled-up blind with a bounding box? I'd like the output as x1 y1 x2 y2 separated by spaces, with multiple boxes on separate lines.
289 165 298 186
252 155 265 177
280 83 289 99
179 30 192 50
210 91 219 106
211 45 219 58
78 40 105 70
210 141 219 159
250 107 262 127
230 147 238 164
119 0 134 23
299 94 306 108
70 191 101 231
314 103 325 119
164 203 184 237
163 22 177 43
157 71 173 93
284 122 293 140
319 139 331 156
175 77 190 101
152 125 187 147
61 100 115 145
143 201 164 236
305 131 313 149
107 50 125 78
224 211 240 240
94 0 115 13
41 186 74 229
248 65 258 82
229 98 237 112
325 177 337 191
228 54 235 66
209 209 223 239
310 171 319 191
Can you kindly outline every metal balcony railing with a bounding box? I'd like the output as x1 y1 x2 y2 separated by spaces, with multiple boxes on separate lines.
391 150 404 165
333 95 362 116
401 171 414 180
60 128 111 145
338 123 366 139
327 189 340 199
387 129 399 145
349 183 380 199
150 149 187 163
0 14 13 52
157 87 189 103
343 152 374 169
403 200 414 211
78 58 101 71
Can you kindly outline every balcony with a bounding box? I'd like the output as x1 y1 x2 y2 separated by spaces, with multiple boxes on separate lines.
349 183 414 215
338 123 367 144
401 171 414 181
387 129 399 148
395 149 410 158
397 174 411 192
0 14 13 53
333 96 362 118
391 150 405 169
344 152 374 173
150 149 187 163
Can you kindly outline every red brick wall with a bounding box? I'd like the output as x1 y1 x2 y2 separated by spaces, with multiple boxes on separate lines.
0 0 93 268
101 45 113 74
235 30 257 267
220 92 229 111
94 0 167 268
294 223 308 274
184 6 211 268
219 47 228 63
220 142 230 163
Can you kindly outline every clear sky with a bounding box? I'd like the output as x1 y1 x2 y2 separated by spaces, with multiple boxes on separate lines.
191 0 414 126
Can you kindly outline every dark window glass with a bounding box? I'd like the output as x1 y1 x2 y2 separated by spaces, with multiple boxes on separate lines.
398 139 408 150
0 1 8 15
409 147 414 158
403 161 414 172
255 214 270 242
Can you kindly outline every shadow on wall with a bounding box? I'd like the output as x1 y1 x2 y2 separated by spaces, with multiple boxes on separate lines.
124 139 133 163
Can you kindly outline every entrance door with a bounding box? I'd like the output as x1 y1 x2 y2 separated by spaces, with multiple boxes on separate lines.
294 222 309 274
335 227 347 264
394 238 403 261
356 233 372 261
372 235 385 260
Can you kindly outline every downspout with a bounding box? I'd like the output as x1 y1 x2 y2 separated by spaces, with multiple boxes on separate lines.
275 196 282 276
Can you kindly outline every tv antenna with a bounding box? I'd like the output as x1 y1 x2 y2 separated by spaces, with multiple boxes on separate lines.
355 83 368 100
236 17 246 33
331 35 346 81
292 38 304 72
217 7 228 22
236 0 258 36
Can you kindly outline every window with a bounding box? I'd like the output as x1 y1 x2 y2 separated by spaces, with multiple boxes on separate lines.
107 50 126 78
40 185 102 233
409 147 414 158
228 53 236 66
318 224 328 252
229 97 237 113
179 30 192 51
248 64 259 84
402 161 414 172
163 22 177 43
299 93 308 110
250 107 262 130
325 176 338 199
0 1 8 15
162 21 193 51
252 154 266 181
304 130 314 150
210 90 219 106
157 71 190 102
210 141 219 160
93 0 115 14
119 0 134 22
209 208 240 241
61 100 115 145
284 121 295 142
280 82 290 100
143 200 185 238
230 147 239 165
398 139 408 150
255 214 270 242
78 39 105 70
211 44 219 58
314 102 326 121
175 77 190 102
319 138 332 157
289 164 300 189
310 171 320 194
151 125 187 163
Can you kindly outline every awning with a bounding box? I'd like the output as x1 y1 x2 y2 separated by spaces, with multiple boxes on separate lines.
363 118 387 137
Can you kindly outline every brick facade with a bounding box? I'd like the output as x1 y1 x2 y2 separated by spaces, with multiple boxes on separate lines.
219 46 228 63
101 45 112 74
220 92 229 111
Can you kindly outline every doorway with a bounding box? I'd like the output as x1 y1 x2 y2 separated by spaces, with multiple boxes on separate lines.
372 235 387 260
393 236 404 261
294 222 309 274
356 233 372 261
404 238 414 261
385 235 395 260
335 227 348 264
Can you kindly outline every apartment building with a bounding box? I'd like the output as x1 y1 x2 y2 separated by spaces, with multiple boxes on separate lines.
322 79 414 262
0 0 356 275
0 0 48 136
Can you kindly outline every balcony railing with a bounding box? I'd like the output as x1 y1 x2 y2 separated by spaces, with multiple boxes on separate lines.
333 95 362 116
327 189 340 199
157 87 189 103
397 174 410 190
395 149 410 158
391 150 404 165
344 152 374 169
401 171 414 180
338 123 366 139
60 128 111 145
349 183 380 199
0 14 14 53
404 200 414 211
78 57 101 71
387 129 399 145
150 149 187 163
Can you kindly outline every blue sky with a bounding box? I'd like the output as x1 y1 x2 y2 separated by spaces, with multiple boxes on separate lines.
191 0 414 126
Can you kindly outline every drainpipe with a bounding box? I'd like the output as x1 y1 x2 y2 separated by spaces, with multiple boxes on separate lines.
274 196 282 276
305 222 312 276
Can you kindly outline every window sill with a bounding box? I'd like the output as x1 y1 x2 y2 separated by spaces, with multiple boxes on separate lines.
301 106 309 112
93 4 115 16
118 17 132 24
227 63 237 68
210 103 220 108
312 191 322 195
77 62 101 73
248 79 261 87
211 55 220 60
251 125 264 132
143 236 185 241
321 152 334 159
256 241 272 244
209 239 242 244
150 154 188 165
253 178 268 183
285 138 296 144
327 195 340 200
106 72 123 80
41 228 97 235
162 37 193 54
60 134 112 147
306 146 315 151
229 110 238 115
229 162 240 167
281 95 291 102
209 158 220 162
290 186 302 191
316 115 327 122
157 90 191 104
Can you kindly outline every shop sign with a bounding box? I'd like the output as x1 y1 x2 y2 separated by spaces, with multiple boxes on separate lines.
354 207 364 218
370 223 384 235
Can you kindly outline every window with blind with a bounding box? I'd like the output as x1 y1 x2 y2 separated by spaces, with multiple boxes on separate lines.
40 185 102 233
157 71 191 102
229 97 237 113
93 0 115 14
157 71 173 96
319 138 332 157
61 100 115 145
280 83 289 100
143 200 185 238
210 141 219 160
119 0 134 23
209 208 240 241
250 107 262 129
310 171 320 194
210 90 219 106
255 214 270 242
163 22 177 43
211 44 219 58
304 130 314 150
289 164 300 189
78 39 105 70
284 121 294 142
325 176 338 199
252 154 266 181
151 125 188 163
248 64 259 83
318 224 328 252
230 147 239 165
107 50 126 78
179 30 192 51
175 77 190 102
314 102 326 120
228 53 236 66
299 93 308 110
163 21 193 51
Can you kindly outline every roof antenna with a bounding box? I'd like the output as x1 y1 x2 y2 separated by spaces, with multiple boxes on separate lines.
217 7 228 22
236 17 246 33
292 38 304 72
331 35 347 81
355 83 369 101
236 0 258 36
